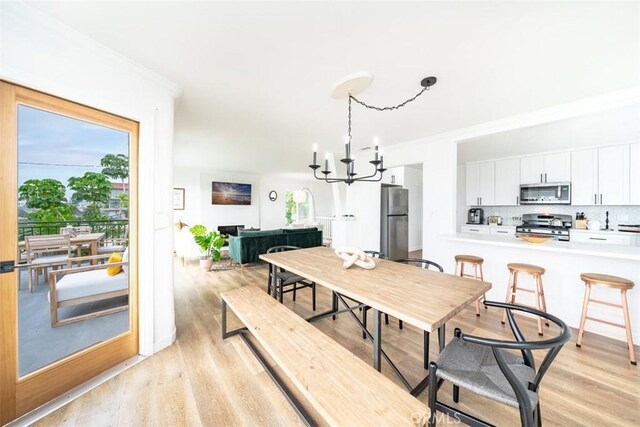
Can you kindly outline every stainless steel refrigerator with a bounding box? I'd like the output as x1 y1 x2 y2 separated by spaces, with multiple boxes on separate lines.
380 186 409 260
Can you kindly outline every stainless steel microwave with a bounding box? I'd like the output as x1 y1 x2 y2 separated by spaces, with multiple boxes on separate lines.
519 182 571 205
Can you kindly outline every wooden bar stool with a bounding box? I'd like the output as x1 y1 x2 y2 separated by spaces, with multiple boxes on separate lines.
502 263 549 335
577 273 636 365
454 255 486 316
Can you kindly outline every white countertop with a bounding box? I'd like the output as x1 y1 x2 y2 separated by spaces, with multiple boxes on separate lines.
445 233 640 261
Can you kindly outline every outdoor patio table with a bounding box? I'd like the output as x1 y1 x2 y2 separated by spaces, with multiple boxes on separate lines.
19 232 106 265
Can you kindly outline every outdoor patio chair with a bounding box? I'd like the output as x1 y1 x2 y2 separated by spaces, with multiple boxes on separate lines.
48 253 129 327
97 225 129 257
25 234 72 293
60 225 93 256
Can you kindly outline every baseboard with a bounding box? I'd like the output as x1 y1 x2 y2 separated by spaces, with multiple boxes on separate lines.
153 324 177 353
7 355 145 427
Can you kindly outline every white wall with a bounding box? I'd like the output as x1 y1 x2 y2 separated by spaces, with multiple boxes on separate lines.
259 174 335 230
173 167 335 231
1 3 180 354
344 183 382 251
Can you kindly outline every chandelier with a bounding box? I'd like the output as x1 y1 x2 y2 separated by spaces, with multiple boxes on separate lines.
309 75 437 185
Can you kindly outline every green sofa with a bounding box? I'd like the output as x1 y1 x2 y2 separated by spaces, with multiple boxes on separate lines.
228 227 323 265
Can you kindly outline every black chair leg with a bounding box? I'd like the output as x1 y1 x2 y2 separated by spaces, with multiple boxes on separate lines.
428 362 438 427
292 283 297 301
452 327 461 403
399 319 403 329
278 281 283 303
362 307 368 339
312 283 316 311
535 403 542 427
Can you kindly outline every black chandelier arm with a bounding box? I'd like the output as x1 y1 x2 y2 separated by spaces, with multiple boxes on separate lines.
311 164 385 185
352 164 385 180
312 168 347 184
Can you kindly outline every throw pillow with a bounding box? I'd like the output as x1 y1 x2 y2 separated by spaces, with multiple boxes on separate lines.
106 252 123 276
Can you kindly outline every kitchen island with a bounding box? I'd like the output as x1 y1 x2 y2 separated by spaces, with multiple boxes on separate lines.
431 233 640 344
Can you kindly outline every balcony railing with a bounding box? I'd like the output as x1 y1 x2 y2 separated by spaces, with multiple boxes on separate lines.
18 219 128 241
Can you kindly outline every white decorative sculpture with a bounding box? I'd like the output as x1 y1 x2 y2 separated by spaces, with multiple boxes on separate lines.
334 247 376 270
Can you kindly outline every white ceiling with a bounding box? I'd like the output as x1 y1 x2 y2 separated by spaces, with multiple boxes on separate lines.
457 104 640 163
26 1 640 175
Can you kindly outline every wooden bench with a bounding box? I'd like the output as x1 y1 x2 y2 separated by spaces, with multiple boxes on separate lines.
221 286 429 426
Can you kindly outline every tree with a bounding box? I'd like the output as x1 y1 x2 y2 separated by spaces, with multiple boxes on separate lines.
101 153 129 218
68 172 112 220
18 179 75 221
285 191 296 225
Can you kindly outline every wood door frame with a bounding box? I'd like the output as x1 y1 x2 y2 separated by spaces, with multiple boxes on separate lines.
0 81 139 423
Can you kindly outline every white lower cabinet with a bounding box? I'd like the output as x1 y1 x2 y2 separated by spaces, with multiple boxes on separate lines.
571 232 633 246
490 227 516 237
461 226 490 235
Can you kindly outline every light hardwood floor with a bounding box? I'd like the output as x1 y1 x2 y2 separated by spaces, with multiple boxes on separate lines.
35 260 640 426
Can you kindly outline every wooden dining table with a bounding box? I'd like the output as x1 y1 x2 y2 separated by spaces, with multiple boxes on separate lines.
19 232 105 265
260 246 492 396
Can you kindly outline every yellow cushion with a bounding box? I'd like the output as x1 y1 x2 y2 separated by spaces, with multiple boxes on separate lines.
106 252 123 276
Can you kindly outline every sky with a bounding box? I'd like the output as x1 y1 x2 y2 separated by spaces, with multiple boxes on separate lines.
17 105 129 200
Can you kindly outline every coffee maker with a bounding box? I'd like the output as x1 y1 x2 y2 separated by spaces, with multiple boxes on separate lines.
468 208 484 224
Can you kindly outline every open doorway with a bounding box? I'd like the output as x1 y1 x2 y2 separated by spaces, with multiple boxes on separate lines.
403 164 423 257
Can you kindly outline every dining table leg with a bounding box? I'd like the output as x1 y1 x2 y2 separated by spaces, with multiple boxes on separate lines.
423 331 430 369
373 309 382 372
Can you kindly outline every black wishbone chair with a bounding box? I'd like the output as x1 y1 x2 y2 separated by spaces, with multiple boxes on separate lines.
266 246 316 310
427 301 571 427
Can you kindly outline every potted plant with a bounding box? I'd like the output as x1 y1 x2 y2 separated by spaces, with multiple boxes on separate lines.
189 225 225 271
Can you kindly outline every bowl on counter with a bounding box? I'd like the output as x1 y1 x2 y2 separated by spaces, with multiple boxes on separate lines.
517 234 553 244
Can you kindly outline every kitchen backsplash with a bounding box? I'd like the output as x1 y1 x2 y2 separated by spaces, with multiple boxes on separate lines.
472 205 640 228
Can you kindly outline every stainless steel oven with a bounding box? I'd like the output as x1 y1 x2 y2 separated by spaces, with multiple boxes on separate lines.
519 182 571 205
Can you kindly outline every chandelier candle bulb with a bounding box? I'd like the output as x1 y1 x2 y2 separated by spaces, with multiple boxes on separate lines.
312 146 317 166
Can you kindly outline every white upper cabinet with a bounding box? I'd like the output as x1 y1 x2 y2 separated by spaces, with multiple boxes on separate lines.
478 161 495 206
465 162 480 206
381 166 404 186
631 143 640 205
494 158 520 205
519 156 544 184
520 152 570 184
598 145 629 205
465 161 494 206
571 149 598 205
543 152 571 183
